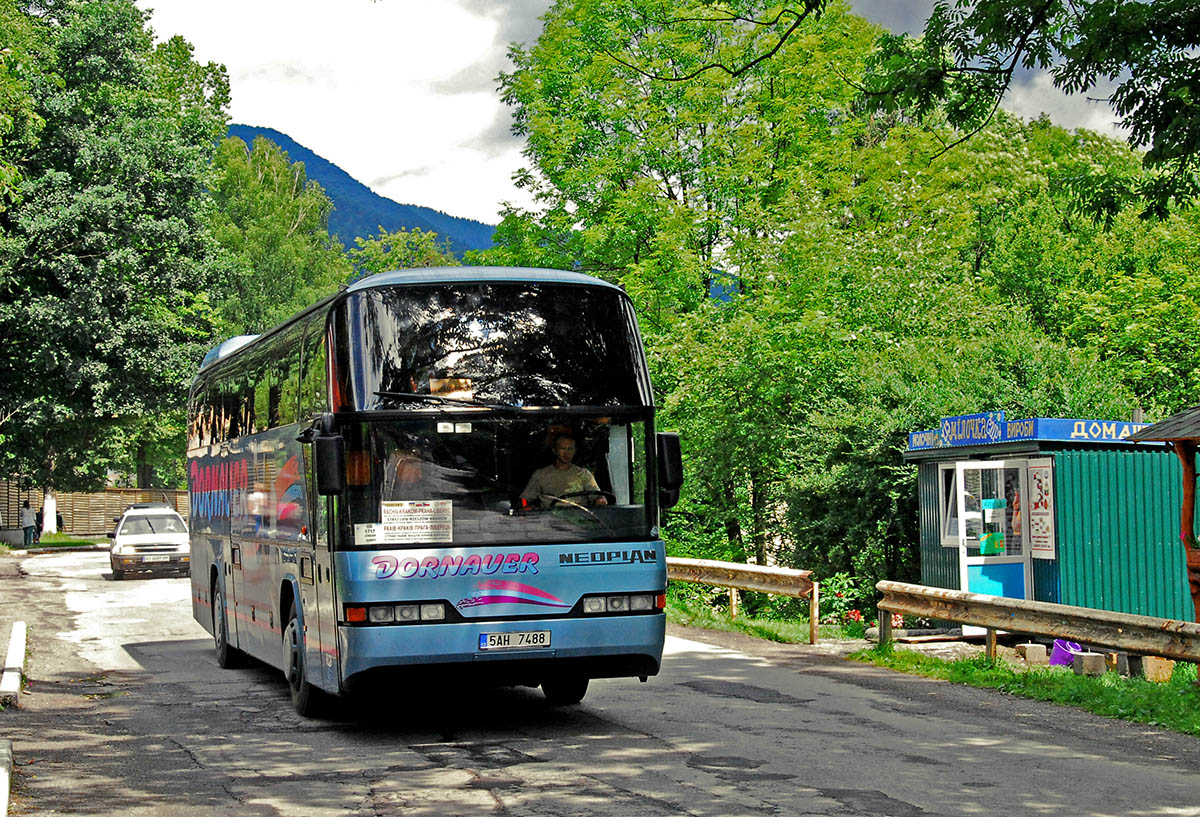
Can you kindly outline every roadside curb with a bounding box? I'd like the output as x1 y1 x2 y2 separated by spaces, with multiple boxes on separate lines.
3 545 108 556
0 622 25 709
1 621 24 817
0 738 11 817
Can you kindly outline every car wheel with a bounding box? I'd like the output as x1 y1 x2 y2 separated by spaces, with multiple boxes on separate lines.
542 676 589 706
212 585 244 668
112 565 124 580
283 605 324 717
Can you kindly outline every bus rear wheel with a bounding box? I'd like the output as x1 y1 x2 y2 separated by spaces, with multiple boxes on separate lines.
283 606 324 717
541 676 589 706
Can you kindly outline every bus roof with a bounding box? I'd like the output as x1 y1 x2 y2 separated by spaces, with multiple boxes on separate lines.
345 266 624 295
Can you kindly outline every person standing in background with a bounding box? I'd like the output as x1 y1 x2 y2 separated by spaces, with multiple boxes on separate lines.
20 500 36 548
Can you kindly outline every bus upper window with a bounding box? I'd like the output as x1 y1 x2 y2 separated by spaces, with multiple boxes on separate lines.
332 284 652 412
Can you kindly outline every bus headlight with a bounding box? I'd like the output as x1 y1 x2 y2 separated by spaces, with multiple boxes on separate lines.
368 606 395 623
420 603 445 621
582 593 662 614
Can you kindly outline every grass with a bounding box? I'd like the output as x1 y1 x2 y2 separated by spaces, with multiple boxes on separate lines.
666 597 850 643
668 597 1200 738
2 532 107 550
852 643 1200 737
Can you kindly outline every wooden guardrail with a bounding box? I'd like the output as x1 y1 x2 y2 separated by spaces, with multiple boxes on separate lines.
876 580 1200 662
666 557 820 645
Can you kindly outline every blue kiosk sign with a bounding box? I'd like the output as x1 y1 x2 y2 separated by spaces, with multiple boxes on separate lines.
908 412 1150 451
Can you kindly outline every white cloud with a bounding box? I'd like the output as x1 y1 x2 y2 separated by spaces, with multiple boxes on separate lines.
1003 71 1126 140
138 0 550 224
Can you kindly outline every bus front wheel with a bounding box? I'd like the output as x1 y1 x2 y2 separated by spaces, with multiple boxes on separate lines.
283 606 324 717
541 676 589 706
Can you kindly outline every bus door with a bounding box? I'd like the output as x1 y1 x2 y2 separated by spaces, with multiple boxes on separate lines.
224 449 246 652
300 450 339 692
313 495 338 691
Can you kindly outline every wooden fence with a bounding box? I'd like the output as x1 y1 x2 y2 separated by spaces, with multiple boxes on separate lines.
1 481 188 536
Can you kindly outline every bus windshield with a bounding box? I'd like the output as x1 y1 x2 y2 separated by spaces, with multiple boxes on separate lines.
332 283 652 411
341 415 653 547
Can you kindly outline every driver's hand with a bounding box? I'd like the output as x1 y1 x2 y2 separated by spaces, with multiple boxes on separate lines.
594 496 608 506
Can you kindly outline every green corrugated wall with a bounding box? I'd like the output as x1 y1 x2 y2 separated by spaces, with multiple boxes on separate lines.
917 462 959 590
1053 447 1192 620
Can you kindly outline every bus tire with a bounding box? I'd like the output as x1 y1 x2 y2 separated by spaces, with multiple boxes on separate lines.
283 605 324 717
213 585 244 669
541 676 589 706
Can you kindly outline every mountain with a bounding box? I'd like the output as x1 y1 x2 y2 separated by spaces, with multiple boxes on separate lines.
227 125 495 256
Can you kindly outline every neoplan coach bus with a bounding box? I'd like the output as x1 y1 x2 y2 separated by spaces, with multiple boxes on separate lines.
186 267 683 715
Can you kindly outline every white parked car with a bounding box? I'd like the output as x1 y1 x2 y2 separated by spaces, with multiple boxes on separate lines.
108 503 190 580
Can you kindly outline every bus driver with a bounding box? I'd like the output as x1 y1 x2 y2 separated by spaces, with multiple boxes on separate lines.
521 433 608 508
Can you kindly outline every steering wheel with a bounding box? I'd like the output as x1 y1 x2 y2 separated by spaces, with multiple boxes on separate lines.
555 490 615 507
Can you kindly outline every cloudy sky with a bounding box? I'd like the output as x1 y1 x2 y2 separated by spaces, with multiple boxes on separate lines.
136 0 1123 226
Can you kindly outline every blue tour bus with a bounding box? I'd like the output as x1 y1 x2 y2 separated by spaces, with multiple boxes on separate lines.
186 267 683 715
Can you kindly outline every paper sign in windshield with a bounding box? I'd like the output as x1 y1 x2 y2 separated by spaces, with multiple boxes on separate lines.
378 500 453 543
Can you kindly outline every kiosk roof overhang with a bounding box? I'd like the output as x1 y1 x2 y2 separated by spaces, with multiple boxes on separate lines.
1128 406 1200 443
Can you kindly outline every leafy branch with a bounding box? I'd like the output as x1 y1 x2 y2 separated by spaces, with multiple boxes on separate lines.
602 2 826 82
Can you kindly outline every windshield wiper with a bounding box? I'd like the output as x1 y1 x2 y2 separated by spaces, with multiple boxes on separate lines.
374 391 523 412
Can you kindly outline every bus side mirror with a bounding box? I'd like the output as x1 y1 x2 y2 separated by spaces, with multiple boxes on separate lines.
657 432 683 510
314 434 346 496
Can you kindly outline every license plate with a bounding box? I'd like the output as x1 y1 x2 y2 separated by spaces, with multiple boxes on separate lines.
142 555 170 563
479 630 551 650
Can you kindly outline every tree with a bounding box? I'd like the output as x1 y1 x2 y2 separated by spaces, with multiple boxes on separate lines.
500 0 1161 603
206 135 351 335
860 0 1200 221
349 226 459 278
0 0 45 211
0 0 228 492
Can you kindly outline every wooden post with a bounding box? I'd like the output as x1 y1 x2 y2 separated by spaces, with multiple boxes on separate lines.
809 582 819 645
1173 441 1200 623
729 588 738 619
878 606 892 647
985 628 998 660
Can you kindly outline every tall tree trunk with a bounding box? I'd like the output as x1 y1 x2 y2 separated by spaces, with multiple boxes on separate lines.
41 489 58 535
136 441 153 488
751 476 767 566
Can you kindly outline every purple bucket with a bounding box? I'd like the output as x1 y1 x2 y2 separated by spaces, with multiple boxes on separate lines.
1049 639 1082 666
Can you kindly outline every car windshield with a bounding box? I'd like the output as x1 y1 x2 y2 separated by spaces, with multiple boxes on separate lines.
120 514 186 535
339 415 654 548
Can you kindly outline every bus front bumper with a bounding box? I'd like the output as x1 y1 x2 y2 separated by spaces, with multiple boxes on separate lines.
338 612 665 688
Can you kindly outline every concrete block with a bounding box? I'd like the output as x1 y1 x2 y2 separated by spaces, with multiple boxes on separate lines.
1072 652 1106 676
1141 656 1176 683
1016 643 1048 665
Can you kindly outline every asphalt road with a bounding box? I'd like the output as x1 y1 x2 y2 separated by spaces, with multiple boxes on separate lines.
2 550 1200 817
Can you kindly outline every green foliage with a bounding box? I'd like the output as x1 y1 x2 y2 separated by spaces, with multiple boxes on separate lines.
818 572 872 620
0 0 46 210
501 0 1173 604
206 135 351 335
860 0 1200 221
0 0 228 490
349 226 459 278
